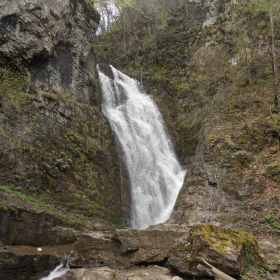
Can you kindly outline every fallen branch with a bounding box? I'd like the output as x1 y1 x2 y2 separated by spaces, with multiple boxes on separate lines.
197 258 236 280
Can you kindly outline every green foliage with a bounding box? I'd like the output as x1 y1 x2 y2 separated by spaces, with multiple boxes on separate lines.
0 205 8 213
0 185 55 210
264 162 280 169
41 151 73 179
0 67 28 96
264 162 280 183
244 267 274 280
238 0 270 19
265 214 280 233
243 215 253 223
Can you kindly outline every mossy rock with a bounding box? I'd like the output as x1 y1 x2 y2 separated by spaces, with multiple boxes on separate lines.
0 205 9 213
168 224 268 277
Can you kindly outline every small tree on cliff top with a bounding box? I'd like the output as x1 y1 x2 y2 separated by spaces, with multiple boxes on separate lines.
268 0 280 111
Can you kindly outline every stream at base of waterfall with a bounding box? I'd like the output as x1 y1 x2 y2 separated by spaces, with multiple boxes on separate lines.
98 65 186 230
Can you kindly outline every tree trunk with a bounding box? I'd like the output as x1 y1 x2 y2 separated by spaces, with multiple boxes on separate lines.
197 258 237 280
269 0 280 109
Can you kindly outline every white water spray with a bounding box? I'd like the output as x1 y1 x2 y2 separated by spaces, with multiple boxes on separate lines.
98 65 186 229
40 256 69 280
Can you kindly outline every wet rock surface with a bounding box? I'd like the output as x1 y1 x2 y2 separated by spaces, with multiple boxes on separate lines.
0 223 274 280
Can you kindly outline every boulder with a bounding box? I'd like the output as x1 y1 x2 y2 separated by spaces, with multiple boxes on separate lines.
58 267 115 280
113 227 187 264
69 231 118 268
69 226 188 268
58 265 181 280
168 224 268 277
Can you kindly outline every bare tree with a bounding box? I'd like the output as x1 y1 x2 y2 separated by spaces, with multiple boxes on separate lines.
268 0 280 110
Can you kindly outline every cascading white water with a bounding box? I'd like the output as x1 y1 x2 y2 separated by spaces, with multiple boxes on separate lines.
98 65 186 229
40 256 69 280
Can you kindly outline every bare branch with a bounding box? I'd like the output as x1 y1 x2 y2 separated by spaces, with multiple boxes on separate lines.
197 258 237 280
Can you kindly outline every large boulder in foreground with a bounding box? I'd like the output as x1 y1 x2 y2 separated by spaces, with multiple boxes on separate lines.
69 225 188 268
69 224 267 278
168 224 268 277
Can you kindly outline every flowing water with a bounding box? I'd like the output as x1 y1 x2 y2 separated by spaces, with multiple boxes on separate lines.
98 65 186 229
40 255 69 280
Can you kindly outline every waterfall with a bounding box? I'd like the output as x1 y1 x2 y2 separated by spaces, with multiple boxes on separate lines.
40 255 69 280
98 64 186 229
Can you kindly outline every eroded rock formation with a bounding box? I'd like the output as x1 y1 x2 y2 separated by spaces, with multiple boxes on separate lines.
0 0 99 103
66 224 267 278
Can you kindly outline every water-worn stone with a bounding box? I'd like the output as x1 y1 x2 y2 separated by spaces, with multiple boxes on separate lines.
113 228 187 264
59 267 115 280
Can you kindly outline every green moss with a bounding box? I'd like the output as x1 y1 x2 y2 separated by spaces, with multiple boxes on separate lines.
0 205 8 213
0 67 28 97
174 224 267 273
173 244 192 251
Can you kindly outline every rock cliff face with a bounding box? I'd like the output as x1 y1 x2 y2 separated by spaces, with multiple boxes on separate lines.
0 0 123 241
0 0 99 103
168 139 239 227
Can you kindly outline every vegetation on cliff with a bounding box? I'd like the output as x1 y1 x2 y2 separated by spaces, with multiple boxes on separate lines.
0 0 125 231
93 0 280 250
0 64 122 228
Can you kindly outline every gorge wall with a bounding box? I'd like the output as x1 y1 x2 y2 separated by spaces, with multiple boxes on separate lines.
0 0 280 278
94 0 280 239
0 0 125 241
0 0 99 104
